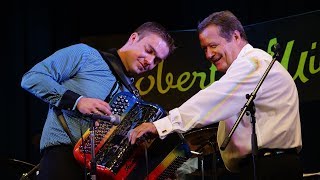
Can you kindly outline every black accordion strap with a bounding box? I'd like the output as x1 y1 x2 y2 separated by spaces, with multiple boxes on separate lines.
104 80 119 102
99 50 141 99
53 107 77 146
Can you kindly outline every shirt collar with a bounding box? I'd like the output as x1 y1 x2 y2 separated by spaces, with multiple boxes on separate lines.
236 44 253 59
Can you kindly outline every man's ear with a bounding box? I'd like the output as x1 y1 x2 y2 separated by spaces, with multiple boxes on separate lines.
128 32 139 44
233 30 241 42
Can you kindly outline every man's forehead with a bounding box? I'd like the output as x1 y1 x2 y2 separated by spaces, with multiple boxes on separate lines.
154 40 169 59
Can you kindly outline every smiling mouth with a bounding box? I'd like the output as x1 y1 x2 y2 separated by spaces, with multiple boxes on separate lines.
138 62 146 71
212 56 222 63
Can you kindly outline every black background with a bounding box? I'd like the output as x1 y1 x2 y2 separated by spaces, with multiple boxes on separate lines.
3 0 319 178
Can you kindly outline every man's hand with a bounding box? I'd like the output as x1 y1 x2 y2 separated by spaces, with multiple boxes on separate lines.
129 122 159 144
76 97 111 115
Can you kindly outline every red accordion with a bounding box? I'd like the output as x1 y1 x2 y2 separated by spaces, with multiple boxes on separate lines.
73 92 191 179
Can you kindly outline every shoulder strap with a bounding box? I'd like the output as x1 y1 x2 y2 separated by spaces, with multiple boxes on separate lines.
53 108 77 146
99 50 141 98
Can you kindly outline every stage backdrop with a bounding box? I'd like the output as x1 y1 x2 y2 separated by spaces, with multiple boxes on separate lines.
81 10 320 173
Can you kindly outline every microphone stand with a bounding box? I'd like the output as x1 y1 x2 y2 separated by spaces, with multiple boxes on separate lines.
220 44 280 180
20 163 40 180
89 119 97 180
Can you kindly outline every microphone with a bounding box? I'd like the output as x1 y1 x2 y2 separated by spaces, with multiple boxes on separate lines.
87 114 121 125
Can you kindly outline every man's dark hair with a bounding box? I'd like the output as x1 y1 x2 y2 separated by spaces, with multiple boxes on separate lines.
135 22 176 58
197 10 248 42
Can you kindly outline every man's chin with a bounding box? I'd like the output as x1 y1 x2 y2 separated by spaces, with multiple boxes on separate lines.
136 69 145 75
215 65 225 72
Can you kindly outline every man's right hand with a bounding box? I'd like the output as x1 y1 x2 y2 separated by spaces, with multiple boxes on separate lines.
128 122 159 144
76 97 111 115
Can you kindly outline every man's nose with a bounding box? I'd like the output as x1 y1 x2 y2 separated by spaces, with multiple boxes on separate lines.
143 56 155 65
206 51 215 60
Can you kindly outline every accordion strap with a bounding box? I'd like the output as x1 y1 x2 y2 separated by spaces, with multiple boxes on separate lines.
53 108 77 146
99 50 141 99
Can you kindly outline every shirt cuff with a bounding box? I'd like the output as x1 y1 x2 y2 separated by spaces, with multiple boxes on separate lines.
58 90 82 111
153 116 173 139
72 95 83 110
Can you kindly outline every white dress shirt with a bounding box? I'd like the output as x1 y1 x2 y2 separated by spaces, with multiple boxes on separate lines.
153 44 302 172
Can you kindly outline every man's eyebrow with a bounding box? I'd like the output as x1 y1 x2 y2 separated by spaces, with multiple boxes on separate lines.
149 44 162 60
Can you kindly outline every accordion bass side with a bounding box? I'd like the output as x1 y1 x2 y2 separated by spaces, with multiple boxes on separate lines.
73 91 191 179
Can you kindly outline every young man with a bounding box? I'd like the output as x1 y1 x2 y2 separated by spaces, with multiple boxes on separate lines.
129 11 303 179
21 21 176 179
